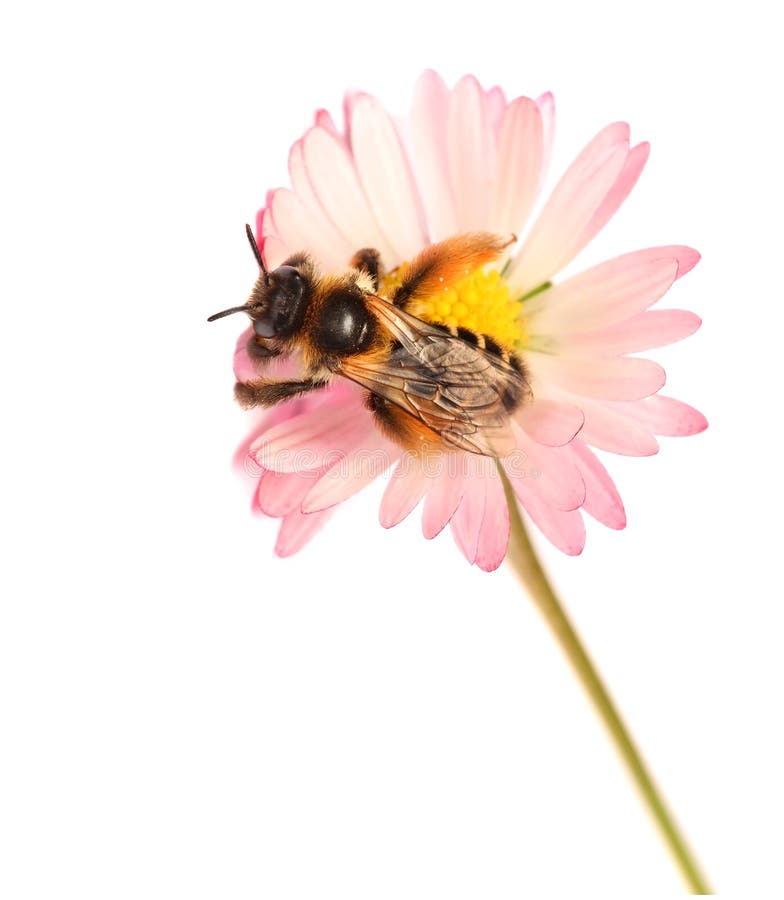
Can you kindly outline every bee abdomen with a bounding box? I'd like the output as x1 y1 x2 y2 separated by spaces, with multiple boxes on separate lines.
454 326 522 368
457 327 530 408
365 391 442 451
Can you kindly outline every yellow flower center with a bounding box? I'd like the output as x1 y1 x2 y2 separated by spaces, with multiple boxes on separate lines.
382 264 526 349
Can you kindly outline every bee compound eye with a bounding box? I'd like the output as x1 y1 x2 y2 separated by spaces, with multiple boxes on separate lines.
271 266 305 300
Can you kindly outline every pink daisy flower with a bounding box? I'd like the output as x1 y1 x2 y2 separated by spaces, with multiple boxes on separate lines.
224 70 706 570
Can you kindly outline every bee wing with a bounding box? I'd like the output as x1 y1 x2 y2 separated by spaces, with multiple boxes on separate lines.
338 295 529 457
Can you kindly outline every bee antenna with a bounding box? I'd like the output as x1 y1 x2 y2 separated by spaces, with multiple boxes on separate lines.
207 305 250 322
246 224 271 285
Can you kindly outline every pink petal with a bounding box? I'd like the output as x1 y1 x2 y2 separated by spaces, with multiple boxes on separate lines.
379 455 428 528
256 205 278 247
610 244 699 281
288 139 323 212
234 434 264 476
504 427 586 511
348 93 429 264
450 463 489 565
341 92 361 144
268 187 353 273
514 398 584 447
251 396 375 472
233 326 261 382
525 256 679 336
275 508 333 557
514 488 586 556
256 210 290 270
288 140 354 270
527 352 666 401
233 395 312 477
421 468 464 539
491 96 544 238
486 85 507 136
302 126 396 263
409 70 458 241
536 92 555 184
448 75 493 230
301 446 398 512
256 213 294 269
314 108 344 145
568 440 626 529
259 235 289 270
577 141 650 252
669 246 701 279
256 469 323 517
576 397 660 456
475 465 510 571
612 395 708 436
506 123 630 296
559 309 702 354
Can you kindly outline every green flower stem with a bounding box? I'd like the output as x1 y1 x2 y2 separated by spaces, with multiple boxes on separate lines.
500 472 712 894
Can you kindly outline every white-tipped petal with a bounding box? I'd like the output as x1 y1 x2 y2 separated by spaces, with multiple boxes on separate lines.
302 126 396 263
349 93 429 263
409 70 458 241
506 123 630 295
491 97 544 238
448 75 494 231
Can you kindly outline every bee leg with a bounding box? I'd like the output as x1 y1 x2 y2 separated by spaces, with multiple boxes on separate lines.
234 378 329 409
349 248 382 291
246 335 281 360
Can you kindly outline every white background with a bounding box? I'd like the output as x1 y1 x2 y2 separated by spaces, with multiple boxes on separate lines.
1 0 782 896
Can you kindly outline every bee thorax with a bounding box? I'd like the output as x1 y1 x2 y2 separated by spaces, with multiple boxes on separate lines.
313 289 377 355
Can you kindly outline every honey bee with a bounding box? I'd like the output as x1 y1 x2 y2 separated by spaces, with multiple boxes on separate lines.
208 226 531 456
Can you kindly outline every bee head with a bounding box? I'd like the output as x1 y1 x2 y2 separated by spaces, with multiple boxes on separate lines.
245 262 309 338
207 225 310 338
